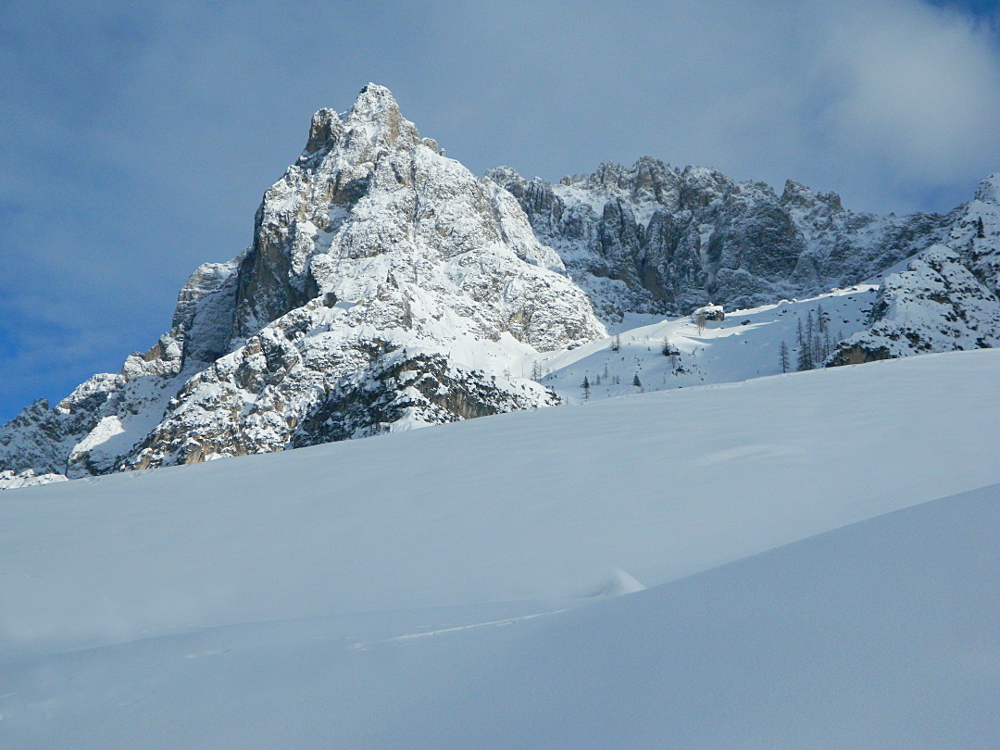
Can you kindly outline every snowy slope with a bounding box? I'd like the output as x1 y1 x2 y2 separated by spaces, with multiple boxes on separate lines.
539 285 878 401
3 349 1000 658
2 348 1000 747
2 483 996 749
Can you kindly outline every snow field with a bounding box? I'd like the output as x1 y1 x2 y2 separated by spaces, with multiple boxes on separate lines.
539 285 879 401
3 348 1000 655
2 349 1000 746
2 483 997 748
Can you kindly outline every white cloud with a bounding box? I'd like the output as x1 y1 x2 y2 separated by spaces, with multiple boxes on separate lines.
814 0 1000 186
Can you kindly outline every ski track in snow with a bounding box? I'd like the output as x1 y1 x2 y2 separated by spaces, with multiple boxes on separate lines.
347 610 564 651
0 482 996 748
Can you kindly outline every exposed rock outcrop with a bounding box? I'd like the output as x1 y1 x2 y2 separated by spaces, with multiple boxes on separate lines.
489 159 951 323
829 176 1000 364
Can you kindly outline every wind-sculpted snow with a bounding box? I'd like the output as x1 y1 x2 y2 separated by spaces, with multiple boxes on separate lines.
3 484 996 748
0 84 604 478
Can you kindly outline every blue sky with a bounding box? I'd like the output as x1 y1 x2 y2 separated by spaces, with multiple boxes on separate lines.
2 0 1000 422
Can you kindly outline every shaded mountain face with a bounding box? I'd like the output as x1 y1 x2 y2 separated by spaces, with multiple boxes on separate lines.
0 85 603 478
490 158 1000 369
488 159 952 321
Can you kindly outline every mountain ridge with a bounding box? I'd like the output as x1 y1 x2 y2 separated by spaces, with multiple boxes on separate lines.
488 158 954 321
3 83 999 486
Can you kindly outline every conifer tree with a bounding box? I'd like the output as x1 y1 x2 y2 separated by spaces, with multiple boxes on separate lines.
797 317 813 371
814 305 830 363
582 376 590 399
796 319 811 370
632 374 642 388
779 341 790 373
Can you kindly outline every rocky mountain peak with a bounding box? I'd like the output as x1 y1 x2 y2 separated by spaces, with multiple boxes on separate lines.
303 84 415 157
1 84 993 489
780 180 843 212
974 174 1000 205
350 82 401 119
0 85 604 480
345 83 419 152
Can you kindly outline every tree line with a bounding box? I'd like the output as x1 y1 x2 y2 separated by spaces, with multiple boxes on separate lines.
780 305 842 372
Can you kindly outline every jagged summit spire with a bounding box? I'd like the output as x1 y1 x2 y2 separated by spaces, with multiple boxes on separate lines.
975 173 1000 205
350 83 399 118
303 83 417 157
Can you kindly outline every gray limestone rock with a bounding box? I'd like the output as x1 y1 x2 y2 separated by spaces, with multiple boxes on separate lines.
489 159 950 324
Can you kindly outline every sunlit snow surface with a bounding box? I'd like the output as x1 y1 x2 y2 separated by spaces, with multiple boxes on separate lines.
2 350 1000 747
540 285 879 400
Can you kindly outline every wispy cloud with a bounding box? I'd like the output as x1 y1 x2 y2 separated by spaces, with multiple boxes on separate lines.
813 1 1000 193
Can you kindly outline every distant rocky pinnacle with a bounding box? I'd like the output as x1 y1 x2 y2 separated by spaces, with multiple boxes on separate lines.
3 84 1000 485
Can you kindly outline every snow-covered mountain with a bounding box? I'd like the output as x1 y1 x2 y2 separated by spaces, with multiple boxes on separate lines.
3 81 999 739
3 83 1000 487
490 158 1000 368
832 174 1000 363
0 85 604 480
488 159 951 320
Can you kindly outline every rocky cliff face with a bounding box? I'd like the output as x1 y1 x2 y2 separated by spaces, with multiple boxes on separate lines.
489 159 951 322
830 175 1000 364
0 84 602 479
